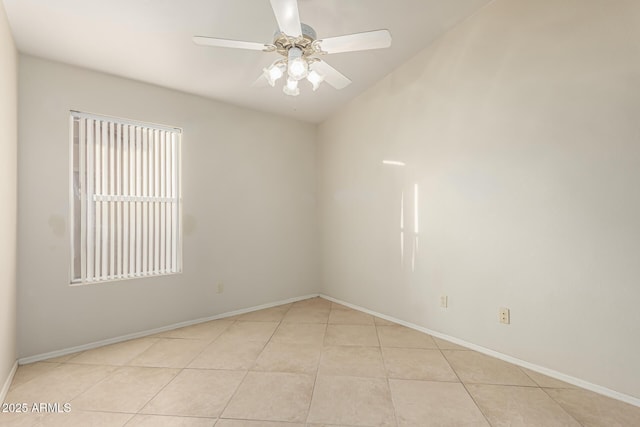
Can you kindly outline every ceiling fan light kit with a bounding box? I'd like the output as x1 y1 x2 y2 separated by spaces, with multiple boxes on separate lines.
287 47 308 80
283 77 300 96
193 0 392 97
263 61 285 87
307 69 325 91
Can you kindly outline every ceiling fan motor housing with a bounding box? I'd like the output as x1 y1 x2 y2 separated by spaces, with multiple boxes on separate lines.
273 23 318 57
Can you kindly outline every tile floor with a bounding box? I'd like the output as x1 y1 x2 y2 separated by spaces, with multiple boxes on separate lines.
1 297 639 426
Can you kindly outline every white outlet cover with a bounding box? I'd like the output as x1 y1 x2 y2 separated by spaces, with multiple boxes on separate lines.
499 307 510 324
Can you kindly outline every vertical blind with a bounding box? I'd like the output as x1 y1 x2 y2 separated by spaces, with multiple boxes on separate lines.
71 111 182 284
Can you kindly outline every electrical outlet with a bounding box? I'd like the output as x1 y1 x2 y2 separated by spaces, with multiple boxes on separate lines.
217 283 224 294
499 307 510 324
440 295 448 308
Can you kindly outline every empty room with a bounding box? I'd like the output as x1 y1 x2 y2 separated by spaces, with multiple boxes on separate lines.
1 0 639 426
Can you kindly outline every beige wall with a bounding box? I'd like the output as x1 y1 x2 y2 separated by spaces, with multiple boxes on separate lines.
0 0 18 394
17 55 319 357
10 0 640 403
318 0 640 399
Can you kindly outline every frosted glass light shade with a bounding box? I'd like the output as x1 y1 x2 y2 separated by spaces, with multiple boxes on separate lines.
283 78 300 96
287 47 308 80
307 70 325 91
263 63 285 87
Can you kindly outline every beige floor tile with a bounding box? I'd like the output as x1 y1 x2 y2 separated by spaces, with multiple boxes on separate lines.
155 320 234 341
382 347 459 382
71 366 179 413
217 321 279 343
442 350 537 386
374 317 397 326
188 337 266 370
328 309 374 325
252 341 321 374
0 412 45 427
62 411 133 427
237 305 290 322
66 338 158 366
0 411 134 427
215 420 303 427
142 369 245 417
307 375 395 426
306 425 355 427
291 297 332 311
282 308 329 324
9 303 637 427
466 384 580 426
271 323 326 346
9 362 61 390
5 363 116 403
545 388 640 427
127 415 215 427
324 325 379 347
389 379 488 426
433 336 469 351
319 346 385 378
222 371 314 423
129 338 209 368
520 367 577 389
376 325 437 349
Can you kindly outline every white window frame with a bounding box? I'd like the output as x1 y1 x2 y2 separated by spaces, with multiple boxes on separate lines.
70 111 182 285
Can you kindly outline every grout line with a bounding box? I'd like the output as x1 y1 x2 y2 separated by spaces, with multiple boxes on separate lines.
130 328 238 416
79 408 137 414
207 367 250 421
538 386 586 427
443 380 550 388
376 325 400 427
439 350 493 426
303 322 327 425
216 313 285 422
58 364 123 408
74 322 239 421
117 413 218 419
215 418 304 425
459 382 494 426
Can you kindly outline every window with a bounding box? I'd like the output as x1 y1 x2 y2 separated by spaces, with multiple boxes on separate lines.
70 111 182 284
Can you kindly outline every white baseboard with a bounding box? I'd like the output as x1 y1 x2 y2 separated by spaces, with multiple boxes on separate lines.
319 294 640 408
1 361 18 404
18 293 320 365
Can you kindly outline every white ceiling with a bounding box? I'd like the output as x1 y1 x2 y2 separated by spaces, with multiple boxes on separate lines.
4 0 491 123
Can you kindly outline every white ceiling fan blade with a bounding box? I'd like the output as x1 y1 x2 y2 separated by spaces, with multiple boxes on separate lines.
319 30 392 54
193 36 268 51
312 60 351 90
270 0 302 37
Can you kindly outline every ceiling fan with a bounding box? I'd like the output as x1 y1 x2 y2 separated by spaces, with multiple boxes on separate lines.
193 0 392 96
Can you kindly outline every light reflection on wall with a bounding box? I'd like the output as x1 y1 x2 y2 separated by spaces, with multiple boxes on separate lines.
382 160 419 272
382 160 406 166
412 183 419 272
400 191 404 265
